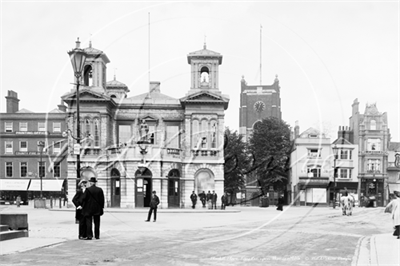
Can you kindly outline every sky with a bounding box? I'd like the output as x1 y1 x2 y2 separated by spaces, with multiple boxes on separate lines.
1 1 399 141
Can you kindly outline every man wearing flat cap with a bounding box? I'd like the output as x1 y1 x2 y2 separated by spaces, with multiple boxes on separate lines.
385 190 400 239
82 177 105 240
145 191 160 222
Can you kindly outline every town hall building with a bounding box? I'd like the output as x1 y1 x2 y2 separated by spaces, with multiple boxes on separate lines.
62 40 229 208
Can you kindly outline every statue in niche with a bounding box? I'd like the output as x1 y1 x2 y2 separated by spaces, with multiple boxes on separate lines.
139 119 149 143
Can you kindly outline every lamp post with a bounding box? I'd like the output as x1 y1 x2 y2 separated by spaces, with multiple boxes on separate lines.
332 144 338 209
68 38 87 188
37 141 45 199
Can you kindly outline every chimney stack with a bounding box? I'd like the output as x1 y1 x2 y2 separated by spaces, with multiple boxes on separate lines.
5 90 19 113
58 99 67 112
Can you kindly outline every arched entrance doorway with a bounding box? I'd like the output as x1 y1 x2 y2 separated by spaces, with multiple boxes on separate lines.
194 169 214 195
110 168 120 208
167 169 180 208
135 168 152 207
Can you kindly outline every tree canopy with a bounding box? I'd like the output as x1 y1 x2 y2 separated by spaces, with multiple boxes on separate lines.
248 117 292 194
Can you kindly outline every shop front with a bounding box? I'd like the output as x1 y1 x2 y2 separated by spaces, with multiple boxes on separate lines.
360 177 385 207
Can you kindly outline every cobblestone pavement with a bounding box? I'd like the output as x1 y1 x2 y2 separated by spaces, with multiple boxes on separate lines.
0 205 394 266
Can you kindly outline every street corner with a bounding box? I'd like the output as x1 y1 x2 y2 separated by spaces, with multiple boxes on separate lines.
0 237 67 256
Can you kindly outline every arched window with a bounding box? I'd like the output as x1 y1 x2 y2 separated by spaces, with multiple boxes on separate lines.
211 121 217 148
85 119 91 137
192 120 200 148
83 65 93 86
94 119 100 147
200 66 209 83
201 120 208 149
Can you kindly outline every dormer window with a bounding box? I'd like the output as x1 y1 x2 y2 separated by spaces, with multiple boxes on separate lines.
110 94 117 98
370 120 376 130
308 149 321 158
309 134 318 138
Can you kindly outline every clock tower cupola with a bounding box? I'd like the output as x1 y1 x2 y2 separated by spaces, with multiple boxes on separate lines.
187 43 222 93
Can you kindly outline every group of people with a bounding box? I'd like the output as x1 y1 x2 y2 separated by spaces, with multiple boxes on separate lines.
72 177 105 240
190 190 228 209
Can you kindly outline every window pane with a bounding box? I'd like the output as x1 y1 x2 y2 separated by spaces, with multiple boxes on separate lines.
20 141 27 151
54 162 60 177
5 122 13 132
118 125 131 144
6 162 13 177
38 122 46 131
53 122 61 132
21 162 27 177
5 141 13 153
94 119 100 147
20 123 27 131
166 126 179 148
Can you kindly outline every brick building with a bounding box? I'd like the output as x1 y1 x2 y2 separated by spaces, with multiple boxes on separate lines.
0 91 68 204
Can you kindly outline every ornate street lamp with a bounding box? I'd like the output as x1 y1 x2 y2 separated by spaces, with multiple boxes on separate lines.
38 141 45 199
67 38 87 187
332 144 339 209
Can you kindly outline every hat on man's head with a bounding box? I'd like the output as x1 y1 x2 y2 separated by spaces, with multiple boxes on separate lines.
152 190 156 194
89 177 97 183
394 190 400 197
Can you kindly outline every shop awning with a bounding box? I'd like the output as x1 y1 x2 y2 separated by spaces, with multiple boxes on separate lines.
0 179 30 191
329 181 358 190
27 179 65 191
298 178 330 189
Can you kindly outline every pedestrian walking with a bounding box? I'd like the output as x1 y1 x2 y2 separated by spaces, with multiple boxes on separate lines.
190 191 197 209
385 190 400 239
145 191 160 222
72 180 87 239
211 190 218 209
221 192 227 210
199 191 206 208
16 195 21 207
81 177 105 240
206 191 212 209
276 195 284 211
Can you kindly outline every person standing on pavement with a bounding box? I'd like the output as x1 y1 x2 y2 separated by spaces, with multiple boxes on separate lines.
199 191 206 208
221 192 227 210
81 177 104 240
206 191 212 209
190 191 198 209
211 190 218 209
146 191 160 222
276 195 284 211
385 190 400 239
72 180 87 239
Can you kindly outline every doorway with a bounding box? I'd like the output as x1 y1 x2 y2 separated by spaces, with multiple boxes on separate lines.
110 169 121 208
135 168 152 208
167 169 180 208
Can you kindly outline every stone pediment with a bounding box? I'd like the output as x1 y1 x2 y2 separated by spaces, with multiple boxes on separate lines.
180 91 229 110
62 88 110 102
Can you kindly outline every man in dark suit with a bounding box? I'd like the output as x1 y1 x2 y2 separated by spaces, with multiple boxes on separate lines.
145 191 160 222
190 191 197 209
81 177 104 240
211 190 218 209
199 191 206 208
72 180 87 239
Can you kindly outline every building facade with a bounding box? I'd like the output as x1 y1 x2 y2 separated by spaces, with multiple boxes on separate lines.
0 91 68 204
238 76 282 206
290 126 333 206
330 126 359 205
62 41 229 208
387 142 400 194
349 99 390 207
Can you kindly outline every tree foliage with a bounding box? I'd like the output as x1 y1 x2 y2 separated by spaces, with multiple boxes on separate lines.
223 127 248 195
248 117 293 194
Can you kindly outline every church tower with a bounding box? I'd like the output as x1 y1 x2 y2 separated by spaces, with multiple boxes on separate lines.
239 75 282 142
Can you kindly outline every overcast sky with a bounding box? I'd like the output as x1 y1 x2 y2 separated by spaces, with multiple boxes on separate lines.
1 1 399 141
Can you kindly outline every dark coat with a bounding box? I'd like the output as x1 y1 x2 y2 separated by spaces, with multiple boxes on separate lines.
199 192 206 201
212 193 218 202
206 192 212 201
149 195 160 208
190 193 198 202
82 185 105 216
72 189 85 220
